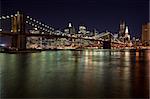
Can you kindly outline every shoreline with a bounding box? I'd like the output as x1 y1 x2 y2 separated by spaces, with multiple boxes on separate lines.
1 47 150 54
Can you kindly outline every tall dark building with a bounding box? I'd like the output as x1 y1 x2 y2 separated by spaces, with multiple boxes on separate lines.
118 20 126 38
142 23 150 45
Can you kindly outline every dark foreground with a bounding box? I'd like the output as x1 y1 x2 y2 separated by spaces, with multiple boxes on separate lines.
0 49 149 98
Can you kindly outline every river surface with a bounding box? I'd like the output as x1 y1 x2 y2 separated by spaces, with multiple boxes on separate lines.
0 49 149 98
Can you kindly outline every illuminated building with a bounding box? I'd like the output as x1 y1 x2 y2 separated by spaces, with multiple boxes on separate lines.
68 23 72 28
79 25 87 35
63 23 76 35
142 23 150 46
26 28 42 49
124 26 131 43
69 23 76 34
118 20 131 43
64 28 69 34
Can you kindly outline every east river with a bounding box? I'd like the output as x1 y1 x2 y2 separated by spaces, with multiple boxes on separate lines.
0 49 149 98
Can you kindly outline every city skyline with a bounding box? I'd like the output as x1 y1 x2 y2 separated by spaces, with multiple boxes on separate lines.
0 1 149 98
1 0 149 38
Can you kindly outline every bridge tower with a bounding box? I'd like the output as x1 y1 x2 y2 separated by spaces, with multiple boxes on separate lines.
103 31 112 49
11 11 26 50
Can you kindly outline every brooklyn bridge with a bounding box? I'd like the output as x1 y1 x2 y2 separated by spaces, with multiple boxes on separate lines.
0 11 129 50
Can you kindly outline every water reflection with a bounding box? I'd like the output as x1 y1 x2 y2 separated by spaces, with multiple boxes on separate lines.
0 49 149 98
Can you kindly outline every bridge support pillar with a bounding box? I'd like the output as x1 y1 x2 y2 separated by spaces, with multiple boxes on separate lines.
11 11 26 50
12 36 17 48
17 35 26 50
103 41 111 49
11 35 26 50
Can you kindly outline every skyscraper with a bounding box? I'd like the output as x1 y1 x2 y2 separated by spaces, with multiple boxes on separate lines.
68 23 76 35
142 23 150 46
118 20 126 38
124 26 131 43
64 23 76 35
118 20 131 43
79 25 87 35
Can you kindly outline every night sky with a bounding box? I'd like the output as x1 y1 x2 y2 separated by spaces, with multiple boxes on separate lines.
1 0 149 38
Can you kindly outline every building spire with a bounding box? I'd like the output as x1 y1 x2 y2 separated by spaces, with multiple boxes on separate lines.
68 23 72 28
125 26 129 34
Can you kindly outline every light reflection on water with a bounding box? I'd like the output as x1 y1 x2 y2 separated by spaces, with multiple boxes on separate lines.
0 49 149 98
